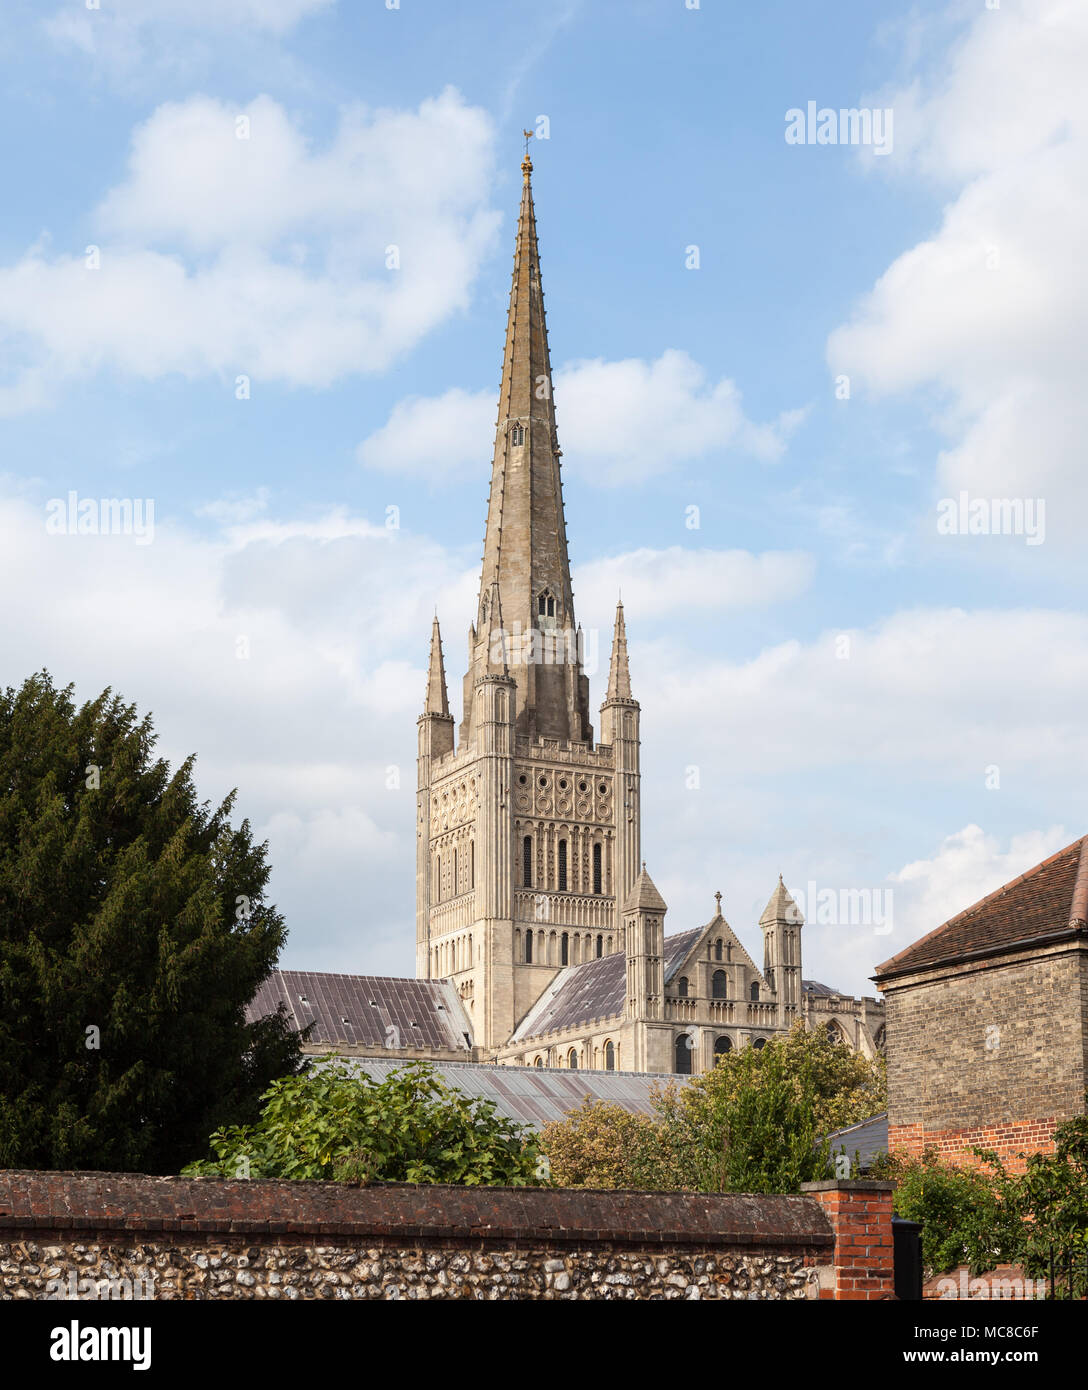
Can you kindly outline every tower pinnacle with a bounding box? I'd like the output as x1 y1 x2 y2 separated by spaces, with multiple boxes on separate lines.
605 599 633 701
424 615 449 716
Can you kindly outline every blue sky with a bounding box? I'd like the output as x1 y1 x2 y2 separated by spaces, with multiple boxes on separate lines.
2 0 1085 996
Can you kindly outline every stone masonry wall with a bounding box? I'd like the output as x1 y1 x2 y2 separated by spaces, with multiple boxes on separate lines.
883 945 1088 1170
0 1170 843 1302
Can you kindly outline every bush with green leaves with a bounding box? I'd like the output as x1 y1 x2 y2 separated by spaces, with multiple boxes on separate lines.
872 1147 1022 1275
183 1059 544 1187
542 1023 873 1192
0 671 300 1175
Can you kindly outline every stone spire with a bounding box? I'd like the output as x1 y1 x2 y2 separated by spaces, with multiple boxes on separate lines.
760 875 803 927
461 146 591 744
605 599 633 700
424 615 449 716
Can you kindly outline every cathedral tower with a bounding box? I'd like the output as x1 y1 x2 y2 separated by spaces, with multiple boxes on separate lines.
416 148 642 1050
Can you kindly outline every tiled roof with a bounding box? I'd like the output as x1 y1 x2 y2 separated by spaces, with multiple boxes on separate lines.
511 926 710 1043
247 970 474 1053
825 1112 888 1171
802 979 838 996
510 951 626 1042
333 1058 683 1131
875 834 1088 980
663 927 704 983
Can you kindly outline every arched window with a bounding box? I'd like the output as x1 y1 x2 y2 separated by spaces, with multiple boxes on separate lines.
712 970 727 999
596 934 603 959
525 930 533 964
567 1049 578 1070
533 1055 543 1068
874 1023 886 1053
523 835 533 888
750 981 760 1002
677 976 689 998
453 847 458 895
558 839 567 892
714 938 723 961
511 423 524 446
752 1037 766 1050
674 1033 693 1075
561 932 569 966
537 588 555 618
714 1035 732 1061
604 1040 615 1071
592 843 602 894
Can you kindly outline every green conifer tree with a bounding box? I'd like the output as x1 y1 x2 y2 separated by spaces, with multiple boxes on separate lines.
0 671 300 1173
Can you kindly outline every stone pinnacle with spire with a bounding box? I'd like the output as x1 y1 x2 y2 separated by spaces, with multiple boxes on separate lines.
423 615 450 716
604 599 634 702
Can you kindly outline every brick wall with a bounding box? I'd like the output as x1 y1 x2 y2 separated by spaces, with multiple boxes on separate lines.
801 1180 896 1301
882 945 1088 1170
0 1171 892 1301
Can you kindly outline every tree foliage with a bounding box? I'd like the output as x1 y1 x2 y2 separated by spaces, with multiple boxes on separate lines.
540 1097 685 1191
542 1023 880 1192
0 671 300 1174
183 1059 544 1187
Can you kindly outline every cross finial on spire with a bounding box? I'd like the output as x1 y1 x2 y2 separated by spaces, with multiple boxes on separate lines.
522 127 534 178
714 890 722 915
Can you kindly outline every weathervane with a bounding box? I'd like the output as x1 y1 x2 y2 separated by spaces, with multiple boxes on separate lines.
523 127 534 157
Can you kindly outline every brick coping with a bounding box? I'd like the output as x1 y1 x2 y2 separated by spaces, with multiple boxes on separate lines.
0 1171 834 1250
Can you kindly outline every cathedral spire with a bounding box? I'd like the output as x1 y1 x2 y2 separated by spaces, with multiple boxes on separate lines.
605 599 633 701
424 615 449 716
462 144 590 744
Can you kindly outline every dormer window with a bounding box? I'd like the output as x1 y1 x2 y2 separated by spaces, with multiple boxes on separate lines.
511 423 525 446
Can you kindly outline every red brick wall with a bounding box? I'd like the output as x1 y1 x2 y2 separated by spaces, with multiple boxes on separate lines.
801 1180 896 1300
890 1118 1059 1173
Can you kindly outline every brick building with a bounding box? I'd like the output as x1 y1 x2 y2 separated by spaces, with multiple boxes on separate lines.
873 833 1088 1169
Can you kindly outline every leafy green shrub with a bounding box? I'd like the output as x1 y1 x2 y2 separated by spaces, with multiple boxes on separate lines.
183 1059 543 1187
540 1097 684 1190
873 1147 1022 1275
541 1023 868 1193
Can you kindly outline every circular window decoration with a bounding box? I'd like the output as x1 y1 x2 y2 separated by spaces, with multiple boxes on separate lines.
598 783 607 795
559 779 568 790
518 775 527 785
579 781 588 792
539 776 548 788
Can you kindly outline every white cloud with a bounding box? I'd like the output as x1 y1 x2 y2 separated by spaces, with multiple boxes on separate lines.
829 0 1088 541
357 349 803 484
640 605 1088 778
884 822 1072 954
574 547 815 621
357 388 495 478
0 486 477 974
0 90 500 410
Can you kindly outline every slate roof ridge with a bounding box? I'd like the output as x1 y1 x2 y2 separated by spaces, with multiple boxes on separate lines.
875 832 1088 979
